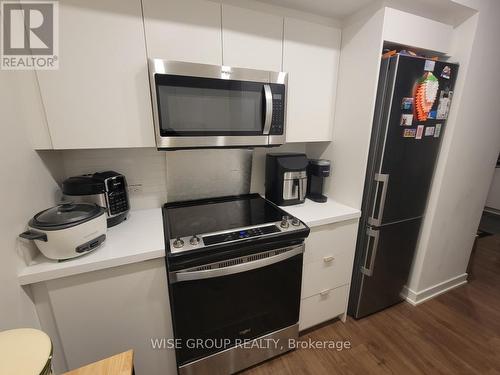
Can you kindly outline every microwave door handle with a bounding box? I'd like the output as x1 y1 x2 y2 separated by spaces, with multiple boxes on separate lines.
263 84 273 135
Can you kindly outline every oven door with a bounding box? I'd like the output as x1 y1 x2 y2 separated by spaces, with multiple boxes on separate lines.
149 60 286 149
168 244 303 366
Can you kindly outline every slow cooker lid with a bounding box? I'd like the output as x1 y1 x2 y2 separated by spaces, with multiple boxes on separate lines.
31 203 104 229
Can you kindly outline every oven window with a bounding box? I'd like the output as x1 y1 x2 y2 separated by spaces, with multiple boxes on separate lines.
156 75 265 136
169 254 302 366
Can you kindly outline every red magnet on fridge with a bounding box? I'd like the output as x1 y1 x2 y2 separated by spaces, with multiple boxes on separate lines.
414 72 439 121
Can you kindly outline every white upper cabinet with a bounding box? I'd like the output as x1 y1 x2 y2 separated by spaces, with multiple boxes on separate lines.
36 0 154 149
142 0 222 65
222 5 283 71
283 18 341 143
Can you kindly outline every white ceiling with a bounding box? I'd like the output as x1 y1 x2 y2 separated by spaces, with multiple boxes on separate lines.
261 0 375 19
258 0 479 25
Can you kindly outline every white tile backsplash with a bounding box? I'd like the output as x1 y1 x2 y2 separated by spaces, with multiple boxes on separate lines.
40 143 309 210
58 148 167 210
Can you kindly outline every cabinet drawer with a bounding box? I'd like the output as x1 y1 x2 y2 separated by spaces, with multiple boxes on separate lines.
304 220 358 265
301 250 353 299
299 285 348 331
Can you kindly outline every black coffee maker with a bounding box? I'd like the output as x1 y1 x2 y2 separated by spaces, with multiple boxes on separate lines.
265 153 308 206
306 159 331 203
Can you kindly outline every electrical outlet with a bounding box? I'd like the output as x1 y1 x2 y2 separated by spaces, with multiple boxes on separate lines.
128 184 143 194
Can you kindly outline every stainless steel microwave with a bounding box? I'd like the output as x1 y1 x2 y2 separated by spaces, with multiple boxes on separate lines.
148 59 288 150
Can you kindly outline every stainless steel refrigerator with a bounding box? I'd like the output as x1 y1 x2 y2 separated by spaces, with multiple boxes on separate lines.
348 54 459 319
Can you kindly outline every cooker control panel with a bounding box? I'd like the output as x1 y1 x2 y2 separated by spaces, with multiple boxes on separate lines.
203 225 280 246
168 218 307 253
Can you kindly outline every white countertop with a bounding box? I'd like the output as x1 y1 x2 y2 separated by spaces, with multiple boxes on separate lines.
17 209 165 285
280 198 361 227
18 199 360 285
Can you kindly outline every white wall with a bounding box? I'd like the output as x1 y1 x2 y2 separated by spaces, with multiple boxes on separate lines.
307 5 386 209
0 71 60 330
383 7 453 54
406 0 500 300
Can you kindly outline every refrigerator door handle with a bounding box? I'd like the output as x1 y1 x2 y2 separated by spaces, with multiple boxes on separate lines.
361 228 380 276
368 173 389 226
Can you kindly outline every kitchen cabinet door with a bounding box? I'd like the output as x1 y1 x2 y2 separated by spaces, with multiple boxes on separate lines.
299 219 358 329
283 18 341 143
36 0 154 149
222 5 283 71
33 259 176 375
142 0 222 65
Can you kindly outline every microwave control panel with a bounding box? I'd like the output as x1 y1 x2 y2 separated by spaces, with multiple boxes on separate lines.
269 83 285 135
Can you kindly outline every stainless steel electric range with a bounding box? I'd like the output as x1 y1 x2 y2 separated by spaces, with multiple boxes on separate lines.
162 194 310 375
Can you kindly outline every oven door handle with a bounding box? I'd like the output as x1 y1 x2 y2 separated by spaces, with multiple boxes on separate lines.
263 84 273 135
169 244 304 283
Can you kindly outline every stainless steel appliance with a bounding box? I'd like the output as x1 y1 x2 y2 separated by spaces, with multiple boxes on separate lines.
348 54 459 319
306 159 331 203
265 153 308 206
62 171 129 227
163 194 310 375
148 59 287 150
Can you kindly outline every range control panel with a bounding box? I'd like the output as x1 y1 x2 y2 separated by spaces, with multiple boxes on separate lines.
203 225 280 246
169 216 306 254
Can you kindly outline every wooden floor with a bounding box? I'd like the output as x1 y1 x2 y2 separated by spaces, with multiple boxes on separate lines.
244 234 500 375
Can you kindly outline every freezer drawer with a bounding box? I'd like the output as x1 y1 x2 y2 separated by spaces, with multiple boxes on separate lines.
350 218 421 319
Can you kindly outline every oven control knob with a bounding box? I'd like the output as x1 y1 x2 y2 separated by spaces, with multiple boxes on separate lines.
280 216 290 229
190 235 201 245
292 217 301 226
173 238 184 248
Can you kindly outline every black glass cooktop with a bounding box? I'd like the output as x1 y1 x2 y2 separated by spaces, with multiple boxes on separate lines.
164 194 284 239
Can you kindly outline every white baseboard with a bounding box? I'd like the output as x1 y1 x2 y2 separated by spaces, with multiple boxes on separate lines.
484 207 500 215
401 273 468 306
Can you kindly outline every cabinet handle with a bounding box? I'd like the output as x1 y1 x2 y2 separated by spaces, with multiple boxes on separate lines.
323 255 335 263
320 289 330 297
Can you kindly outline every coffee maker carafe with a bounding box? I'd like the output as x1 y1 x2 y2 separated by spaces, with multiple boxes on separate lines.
265 153 308 206
307 159 331 203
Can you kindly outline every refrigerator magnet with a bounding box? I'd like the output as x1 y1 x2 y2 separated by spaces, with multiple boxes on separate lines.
416 125 424 140
428 110 437 119
441 65 451 79
437 90 453 120
424 60 436 72
434 123 442 138
401 97 414 110
403 129 417 138
400 114 413 126
425 126 435 137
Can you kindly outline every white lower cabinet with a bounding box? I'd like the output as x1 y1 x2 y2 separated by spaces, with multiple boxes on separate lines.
31 258 177 375
300 285 349 331
301 251 353 299
299 219 358 330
